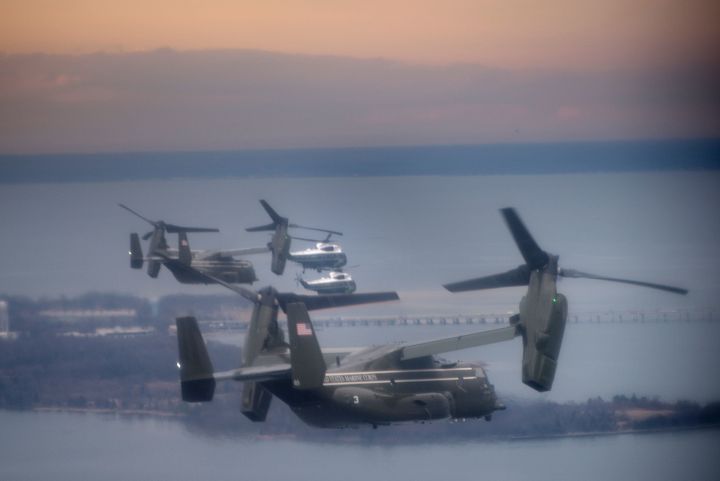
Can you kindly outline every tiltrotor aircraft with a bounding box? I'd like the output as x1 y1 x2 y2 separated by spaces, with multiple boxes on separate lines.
246 200 343 276
297 270 356 295
175 208 687 428
120 204 267 285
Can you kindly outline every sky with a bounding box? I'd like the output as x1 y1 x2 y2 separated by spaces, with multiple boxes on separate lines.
1 1 719 154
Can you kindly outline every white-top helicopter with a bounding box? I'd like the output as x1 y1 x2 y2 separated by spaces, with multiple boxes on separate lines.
297 270 357 295
288 233 348 273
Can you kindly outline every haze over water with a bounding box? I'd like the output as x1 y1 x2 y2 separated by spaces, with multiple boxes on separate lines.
0 169 717 316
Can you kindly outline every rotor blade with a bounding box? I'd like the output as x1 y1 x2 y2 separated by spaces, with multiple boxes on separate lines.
559 268 688 295
289 224 343 236
200 246 270 258
259 200 284 224
198 270 260 302
444 265 531 292
500 208 549 270
164 224 219 234
118 203 156 226
290 235 327 243
142 230 154 241
246 222 277 232
277 292 399 312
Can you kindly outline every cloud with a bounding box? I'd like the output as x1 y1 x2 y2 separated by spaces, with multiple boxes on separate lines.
0 49 718 154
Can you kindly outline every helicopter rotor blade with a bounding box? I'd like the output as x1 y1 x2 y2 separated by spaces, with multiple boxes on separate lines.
559 268 688 295
118 203 157 227
259 199 284 225
289 224 343 236
164 224 219 234
246 223 277 232
119 204 218 234
444 265 531 292
500 208 549 270
290 235 327 243
141 230 155 241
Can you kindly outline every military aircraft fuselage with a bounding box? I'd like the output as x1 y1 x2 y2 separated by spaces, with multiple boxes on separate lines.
262 360 500 428
245 343 502 428
289 244 347 272
164 257 257 285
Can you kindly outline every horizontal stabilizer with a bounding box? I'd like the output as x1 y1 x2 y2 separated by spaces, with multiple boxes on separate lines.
176 316 216 402
214 364 292 382
444 265 531 292
400 325 519 360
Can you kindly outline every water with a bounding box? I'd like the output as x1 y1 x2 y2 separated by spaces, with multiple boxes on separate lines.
0 171 718 317
1 410 718 481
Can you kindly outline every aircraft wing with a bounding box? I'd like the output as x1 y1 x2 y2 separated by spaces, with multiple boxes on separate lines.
198 246 270 259
398 325 519 361
213 364 292 382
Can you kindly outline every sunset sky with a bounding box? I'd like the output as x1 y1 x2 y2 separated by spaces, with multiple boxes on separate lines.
1 1 718 153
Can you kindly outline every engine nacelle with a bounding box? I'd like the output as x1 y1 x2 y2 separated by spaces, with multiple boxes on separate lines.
129 233 143 269
520 292 568 392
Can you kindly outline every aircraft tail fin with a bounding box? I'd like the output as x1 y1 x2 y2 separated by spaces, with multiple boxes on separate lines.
129 233 143 269
176 316 216 402
178 231 192 265
286 301 326 389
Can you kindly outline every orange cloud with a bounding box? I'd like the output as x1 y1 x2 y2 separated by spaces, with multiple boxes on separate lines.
1 1 718 70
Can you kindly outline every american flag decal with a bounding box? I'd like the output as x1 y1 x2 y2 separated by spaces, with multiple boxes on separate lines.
296 322 313 336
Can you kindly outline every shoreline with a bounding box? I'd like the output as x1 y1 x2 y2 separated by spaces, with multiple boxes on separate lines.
22 406 720 443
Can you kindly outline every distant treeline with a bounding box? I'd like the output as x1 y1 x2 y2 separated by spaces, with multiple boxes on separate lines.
1 292 250 335
1 138 719 184
1 333 718 443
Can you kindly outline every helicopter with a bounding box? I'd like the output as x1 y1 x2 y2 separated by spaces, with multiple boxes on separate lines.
174 208 687 428
246 200 343 276
120 204 267 285
297 270 356 295
288 235 348 273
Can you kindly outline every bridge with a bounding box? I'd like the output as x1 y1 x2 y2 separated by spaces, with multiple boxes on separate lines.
201 307 716 331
